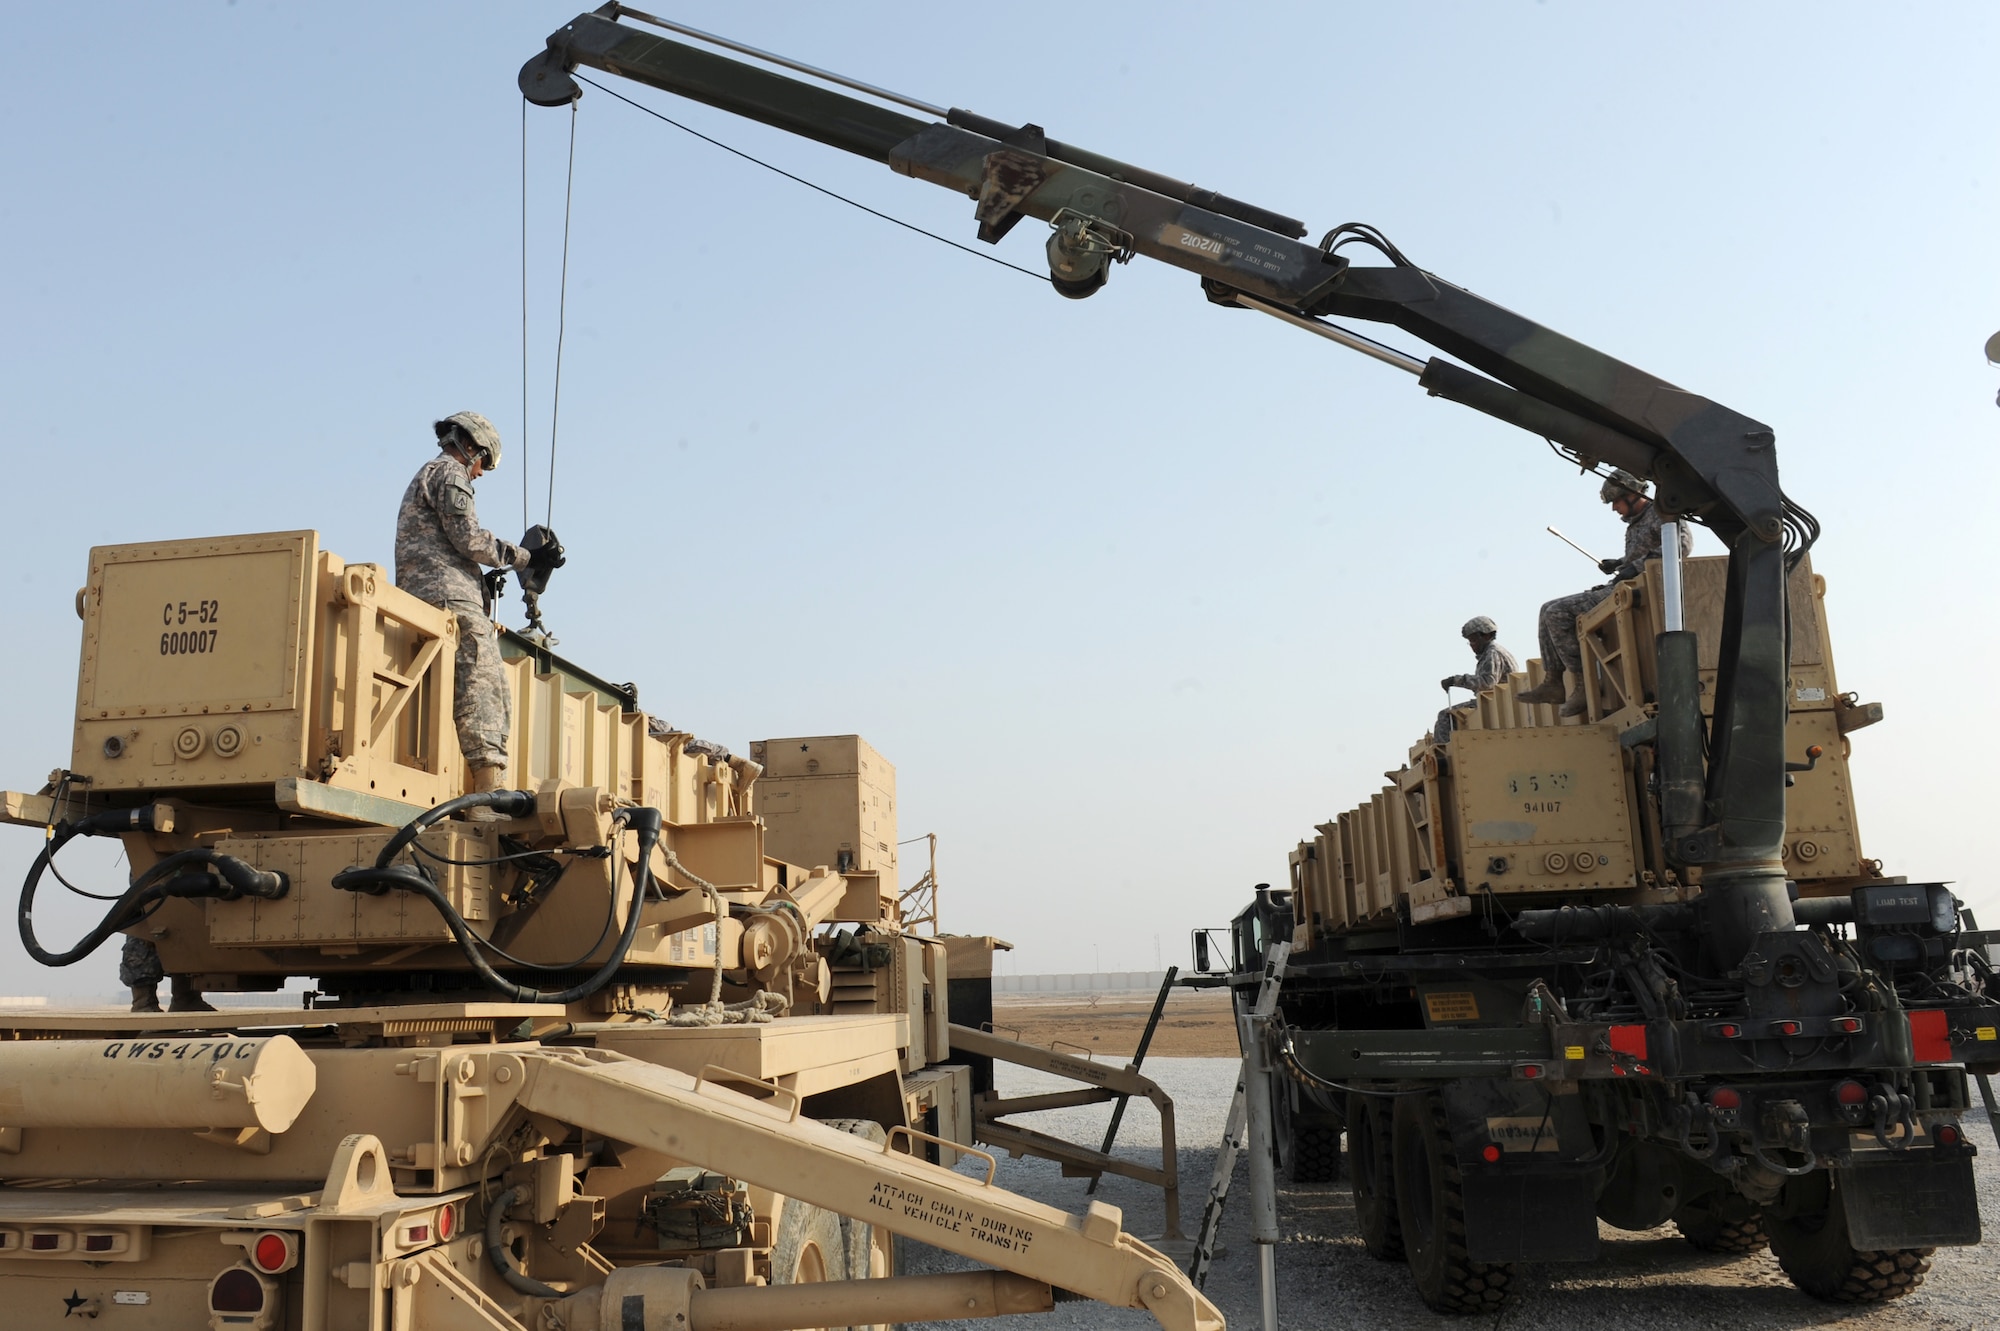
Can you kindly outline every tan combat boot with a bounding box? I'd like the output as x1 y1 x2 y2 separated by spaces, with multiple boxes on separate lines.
168 978 216 1013
1559 679 1589 718
1516 671 1567 705
129 981 161 1014
463 763 513 822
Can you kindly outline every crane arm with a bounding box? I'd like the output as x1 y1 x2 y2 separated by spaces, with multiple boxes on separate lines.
519 6 1799 964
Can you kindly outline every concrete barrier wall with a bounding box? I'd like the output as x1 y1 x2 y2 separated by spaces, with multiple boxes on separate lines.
992 971 1168 995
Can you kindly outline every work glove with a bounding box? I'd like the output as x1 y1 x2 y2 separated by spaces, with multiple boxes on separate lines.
526 530 567 572
1597 557 1624 576
1440 677 1455 691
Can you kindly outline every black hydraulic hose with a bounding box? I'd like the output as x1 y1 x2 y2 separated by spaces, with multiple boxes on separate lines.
19 811 287 967
484 1186 561 1298
1513 902 1696 942
372 789 539 868
332 799 662 1004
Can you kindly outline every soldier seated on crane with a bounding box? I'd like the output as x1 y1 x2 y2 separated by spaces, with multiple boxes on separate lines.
1434 616 1520 745
1517 469 1692 718
396 412 563 818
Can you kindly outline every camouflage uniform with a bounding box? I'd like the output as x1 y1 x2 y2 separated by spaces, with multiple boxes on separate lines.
118 934 164 988
1435 639 1522 744
1443 639 1521 695
394 455 527 769
1536 501 1695 676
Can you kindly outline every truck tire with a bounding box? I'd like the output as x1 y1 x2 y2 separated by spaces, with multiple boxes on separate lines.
1346 1091 1403 1262
1767 1179 1932 1303
772 1197 847 1289
1291 1124 1342 1183
1673 1196 1768 1255
820 1120 891 1331
822 1121 893 1277
1391 1090 1512 1315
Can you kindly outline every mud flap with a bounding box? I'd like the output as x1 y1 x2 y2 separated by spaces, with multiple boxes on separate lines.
1840 1156 1982 1248
1462 1171 1600 1262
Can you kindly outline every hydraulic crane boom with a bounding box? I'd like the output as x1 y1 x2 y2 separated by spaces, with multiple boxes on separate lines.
519 6 1805 966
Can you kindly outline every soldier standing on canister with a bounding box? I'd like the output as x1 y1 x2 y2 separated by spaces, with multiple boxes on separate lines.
396 412 562 816
1434 616 1520 745
1518 469 1692 717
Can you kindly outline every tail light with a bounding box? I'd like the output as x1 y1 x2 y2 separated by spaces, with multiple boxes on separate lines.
1935 1124 1962 1148
250 1232 295 1274
436 1203 457 1242
1709 1087 1743 1111
1833 1080 1869 1123
1771 1019 1802 1037
1833 1016 1863 1034
211 1268 265 1313
209 1264 280 1328
1481 1144 1502 1163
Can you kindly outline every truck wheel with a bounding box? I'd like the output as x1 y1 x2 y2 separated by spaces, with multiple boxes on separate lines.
772 1197 848 1291
1346 1091 1403 1262
1767 1178 1932 1303
1673 1195 1768 1255
820 1120 892 1330
1391 1091 1512 1315
1291 1125 1342 1183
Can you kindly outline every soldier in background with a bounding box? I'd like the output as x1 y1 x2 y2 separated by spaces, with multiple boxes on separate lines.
1434 616 1520 745
396 412 563 818
122 934 212 1013
1518 469 1693 718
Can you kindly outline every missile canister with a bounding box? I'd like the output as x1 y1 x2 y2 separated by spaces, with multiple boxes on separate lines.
0 1034 316 1132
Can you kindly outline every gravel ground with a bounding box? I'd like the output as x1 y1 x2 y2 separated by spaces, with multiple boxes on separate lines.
900 1057 2000 1330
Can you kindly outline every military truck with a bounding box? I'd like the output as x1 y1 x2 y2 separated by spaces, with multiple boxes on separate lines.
0 531 1219 1331
501 7 2000 1317
1227 549 2000 1313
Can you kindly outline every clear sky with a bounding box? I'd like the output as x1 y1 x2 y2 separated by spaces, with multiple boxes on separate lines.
2 2 1994 995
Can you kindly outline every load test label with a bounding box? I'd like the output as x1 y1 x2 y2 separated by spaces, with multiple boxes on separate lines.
1424 992 1480 1023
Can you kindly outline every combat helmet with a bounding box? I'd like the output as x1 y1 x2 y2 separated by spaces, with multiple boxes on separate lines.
1461 616 1497 639
1599 468 1647 503
434 411 503 471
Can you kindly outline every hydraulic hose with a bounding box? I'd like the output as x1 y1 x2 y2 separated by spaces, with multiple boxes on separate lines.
332 797 661 1004
1512 902 1696 942
484 1186 562 1298
371 788 539 868
19 810 288 967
